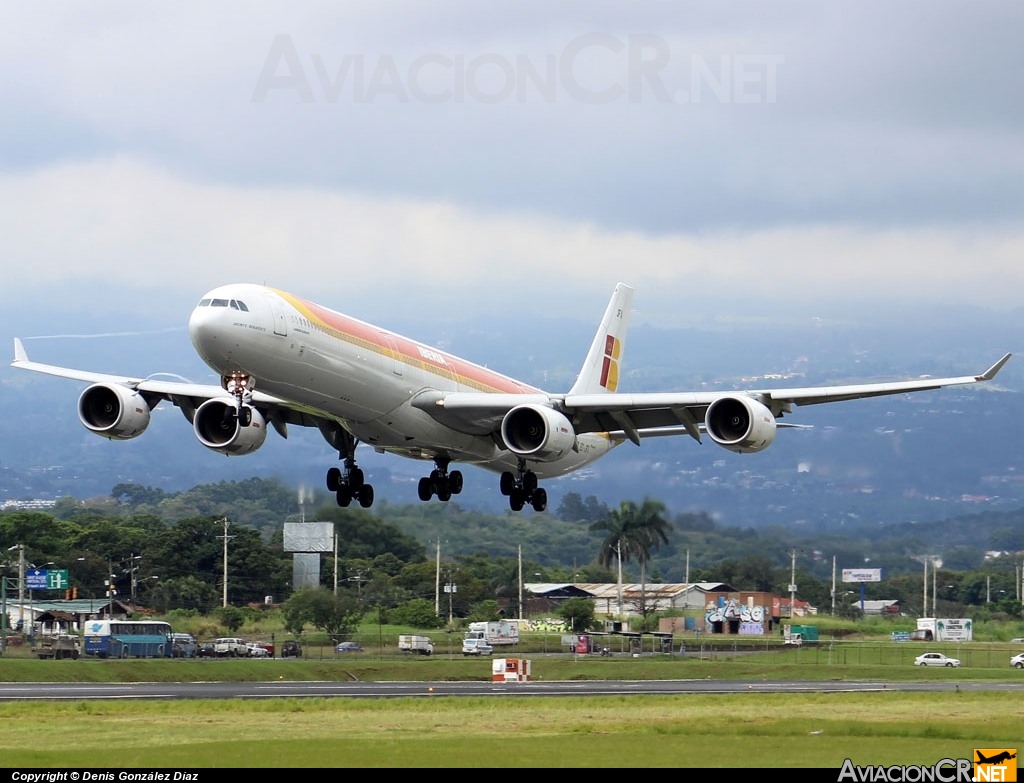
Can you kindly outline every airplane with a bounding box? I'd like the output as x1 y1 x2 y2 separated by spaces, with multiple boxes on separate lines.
976 751 1016 765
10 282 1012 513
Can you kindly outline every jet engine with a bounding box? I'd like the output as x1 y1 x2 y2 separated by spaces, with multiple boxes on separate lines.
77 383 152 440
500 404 577 461
193 398 268 455
705 395 777 453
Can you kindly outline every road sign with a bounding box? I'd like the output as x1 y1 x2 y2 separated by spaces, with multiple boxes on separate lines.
23 569 70 590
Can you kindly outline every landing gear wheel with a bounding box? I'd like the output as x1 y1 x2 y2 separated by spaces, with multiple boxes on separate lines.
349 467 364 489
509 489 525 512
531 487 547 512
499 472 515 496
326 467 342 492
436 485 452 502
522 471 538 495
336 487 352 507
357 484 374 508
417 477 433 501
449 470 463 495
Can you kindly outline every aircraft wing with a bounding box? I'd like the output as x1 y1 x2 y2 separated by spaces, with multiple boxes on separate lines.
415 353 1012 444
11 338 333 431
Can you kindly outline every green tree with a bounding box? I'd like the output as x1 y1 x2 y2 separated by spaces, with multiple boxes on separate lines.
214 605 245 632
591 499 671 619
557 597 596 632
389 598 445 629
281 587 365 641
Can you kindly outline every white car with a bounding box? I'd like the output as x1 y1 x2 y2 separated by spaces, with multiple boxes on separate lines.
1010 653 1024 669
245 642 270 658
914 652 961 667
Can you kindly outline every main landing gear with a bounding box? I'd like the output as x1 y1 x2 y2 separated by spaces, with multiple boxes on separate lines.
326 434 374 509
500 461 547 512
417 456 463 503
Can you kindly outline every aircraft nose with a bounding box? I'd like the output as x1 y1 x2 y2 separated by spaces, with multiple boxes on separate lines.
188 296 224 359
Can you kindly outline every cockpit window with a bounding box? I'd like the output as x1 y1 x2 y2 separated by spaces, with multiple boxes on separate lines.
230 300 249 312
198 299 212 307
211 299 229 307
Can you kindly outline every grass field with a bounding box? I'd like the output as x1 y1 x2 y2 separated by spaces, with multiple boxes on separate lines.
1 649 1022 768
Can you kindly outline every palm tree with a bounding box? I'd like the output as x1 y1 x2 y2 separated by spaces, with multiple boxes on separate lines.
590 499 671 623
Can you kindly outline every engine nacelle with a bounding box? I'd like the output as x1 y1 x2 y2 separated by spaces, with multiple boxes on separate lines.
705 395 777 453
77 383 151 440
500 404 577 461
193 398 267 455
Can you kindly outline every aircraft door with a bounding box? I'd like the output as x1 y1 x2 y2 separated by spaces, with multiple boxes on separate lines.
265 295 288 337
380 332 402 377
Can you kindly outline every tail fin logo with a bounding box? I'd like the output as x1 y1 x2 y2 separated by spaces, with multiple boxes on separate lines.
600 334 621 391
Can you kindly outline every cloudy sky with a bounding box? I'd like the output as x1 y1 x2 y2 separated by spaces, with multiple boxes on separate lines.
2 2 1023 330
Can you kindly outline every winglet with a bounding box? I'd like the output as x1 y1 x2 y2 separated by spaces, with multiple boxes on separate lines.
13 338 27 364
567 283 635 395
978 353 1012 381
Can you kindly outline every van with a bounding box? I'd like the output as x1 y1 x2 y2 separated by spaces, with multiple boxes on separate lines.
170 633 198 658
461 638 494 656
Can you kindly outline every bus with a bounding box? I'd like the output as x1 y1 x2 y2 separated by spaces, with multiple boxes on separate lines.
83 620 173 658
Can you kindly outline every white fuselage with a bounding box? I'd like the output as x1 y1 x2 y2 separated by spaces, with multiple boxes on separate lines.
187 284 618 477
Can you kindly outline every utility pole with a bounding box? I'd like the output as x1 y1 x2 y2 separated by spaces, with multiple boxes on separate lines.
216 517 232 607
831 555 837 615
789 549 798 619
434 540 440 616
517 544 523 620
16 544 25 605
616 541 623 626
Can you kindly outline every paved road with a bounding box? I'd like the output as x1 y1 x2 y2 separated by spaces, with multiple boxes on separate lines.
1 678 1021 701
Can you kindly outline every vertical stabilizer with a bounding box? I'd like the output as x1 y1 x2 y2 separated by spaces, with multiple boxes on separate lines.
568 283 634 395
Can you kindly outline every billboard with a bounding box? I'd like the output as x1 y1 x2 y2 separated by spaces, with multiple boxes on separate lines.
842 568 881 583
283 522 334 552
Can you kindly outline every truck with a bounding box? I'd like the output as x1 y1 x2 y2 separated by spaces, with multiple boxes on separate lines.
398 634 434 656
913 618 973 642
465 620 520 646
32 634 81 660
783 624 819 645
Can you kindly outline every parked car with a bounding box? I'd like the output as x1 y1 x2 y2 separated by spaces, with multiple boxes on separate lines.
170 633 198 659
213 637 249 657
196 643 216 658
1011 652 1024 669
335 641 364 653
281 640 302 658
245 642 270 658
461 638 494 656
914 652 961 667
250 640 274 656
